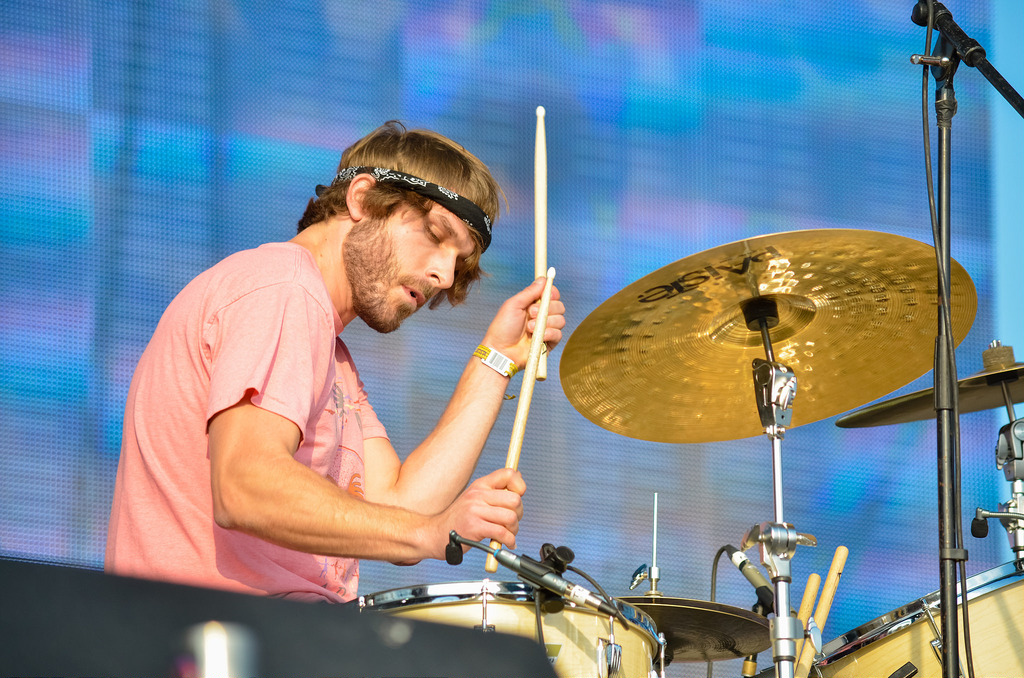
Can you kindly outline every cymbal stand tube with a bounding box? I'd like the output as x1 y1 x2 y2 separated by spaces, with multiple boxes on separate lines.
999 381 1016 422
650 492 661 594
745 313 807 678
758 319 776 364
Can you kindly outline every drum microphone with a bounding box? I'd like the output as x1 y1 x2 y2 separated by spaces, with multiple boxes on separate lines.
449 531 620 618
971 508 990 539
725 545 775 614
445 532 464 565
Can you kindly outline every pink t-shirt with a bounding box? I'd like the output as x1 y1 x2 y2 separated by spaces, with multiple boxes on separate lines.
105 242 387 602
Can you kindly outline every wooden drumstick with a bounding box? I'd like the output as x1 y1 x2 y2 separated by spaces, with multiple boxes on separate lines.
534 105 548 382
484 267 556 573
796 546 848 678
794 572 821 662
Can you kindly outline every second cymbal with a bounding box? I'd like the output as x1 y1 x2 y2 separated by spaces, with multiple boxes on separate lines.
837 362 1024 428
560 229 976 443
618 596 770 663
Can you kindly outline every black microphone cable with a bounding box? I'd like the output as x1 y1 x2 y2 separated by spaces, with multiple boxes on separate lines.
706 545 730 678
565 563 629 630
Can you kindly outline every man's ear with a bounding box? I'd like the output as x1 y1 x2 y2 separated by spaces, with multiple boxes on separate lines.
345 174 376 223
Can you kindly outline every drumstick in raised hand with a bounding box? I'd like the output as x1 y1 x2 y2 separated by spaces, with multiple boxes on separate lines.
796 545 848 678
794 572 822 663
484 267 556 573
534 105 548 382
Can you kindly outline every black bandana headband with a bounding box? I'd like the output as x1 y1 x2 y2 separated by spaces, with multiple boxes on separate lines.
315 166 492 252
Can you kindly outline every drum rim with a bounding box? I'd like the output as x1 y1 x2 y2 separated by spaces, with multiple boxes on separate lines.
818 560 1024 665
358 580 660 642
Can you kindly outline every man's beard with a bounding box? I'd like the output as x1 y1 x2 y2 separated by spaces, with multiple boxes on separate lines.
343 216 416 333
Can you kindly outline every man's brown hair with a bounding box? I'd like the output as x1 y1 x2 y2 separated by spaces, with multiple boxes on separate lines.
298 121 502 307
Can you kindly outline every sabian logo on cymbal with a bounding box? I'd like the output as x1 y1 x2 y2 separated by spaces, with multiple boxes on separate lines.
637 246 782 303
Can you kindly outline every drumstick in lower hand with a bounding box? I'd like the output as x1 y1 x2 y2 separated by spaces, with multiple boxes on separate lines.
484 268 556 573
796 545 848 678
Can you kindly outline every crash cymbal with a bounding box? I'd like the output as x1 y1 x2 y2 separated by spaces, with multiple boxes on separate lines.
560 229 976 443
618 596 769 663
837 363 1024 428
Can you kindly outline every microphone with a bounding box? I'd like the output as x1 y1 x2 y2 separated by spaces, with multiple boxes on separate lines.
445 531 464 565
491 547 620 617
450 532 619 618
971 517 989 539
725 545 774 614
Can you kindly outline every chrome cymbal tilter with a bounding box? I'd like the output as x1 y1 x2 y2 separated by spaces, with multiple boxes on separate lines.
742 297 815 678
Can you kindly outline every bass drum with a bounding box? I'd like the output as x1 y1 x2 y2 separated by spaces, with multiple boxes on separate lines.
814 561 1024 678
358 580 660 678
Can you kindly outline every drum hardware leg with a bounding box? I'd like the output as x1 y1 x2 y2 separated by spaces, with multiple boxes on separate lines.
475 579 496 632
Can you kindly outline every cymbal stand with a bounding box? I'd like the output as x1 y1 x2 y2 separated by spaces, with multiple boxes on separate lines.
740 298 816 678
971 342 1024 559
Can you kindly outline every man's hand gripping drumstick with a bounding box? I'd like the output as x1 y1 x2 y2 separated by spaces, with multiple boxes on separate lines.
484 267 556 572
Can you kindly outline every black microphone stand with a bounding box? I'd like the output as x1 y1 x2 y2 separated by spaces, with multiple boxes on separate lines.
910 3 1024 678
931 40 964 678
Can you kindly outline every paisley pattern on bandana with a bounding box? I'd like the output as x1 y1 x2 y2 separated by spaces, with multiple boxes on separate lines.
315 166 492 250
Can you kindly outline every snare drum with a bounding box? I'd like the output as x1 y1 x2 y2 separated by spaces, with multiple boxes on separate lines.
814 561 1024 678
359 581 660 678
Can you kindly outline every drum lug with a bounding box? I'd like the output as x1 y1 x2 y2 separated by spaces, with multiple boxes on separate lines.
475 579 496 632
922 605 966 677
597 637 622 677
598 614 623 677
